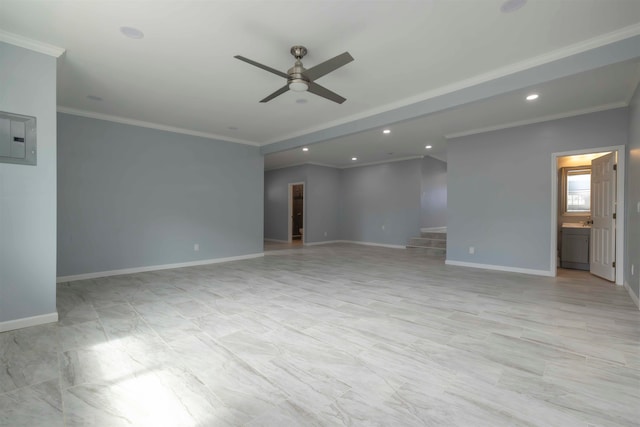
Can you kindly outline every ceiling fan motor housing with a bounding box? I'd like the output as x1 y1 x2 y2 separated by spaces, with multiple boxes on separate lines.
288 47 309 91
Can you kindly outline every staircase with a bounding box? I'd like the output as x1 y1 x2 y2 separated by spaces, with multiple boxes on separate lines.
406 230 446 256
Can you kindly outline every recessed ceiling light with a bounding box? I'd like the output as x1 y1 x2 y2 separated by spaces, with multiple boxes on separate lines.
383 129 391 134
500 0 527 13
302 147 309 152
425 145 432 149
120 26 144 39
87 95 102 101
526 93 539 101
351 157 358 161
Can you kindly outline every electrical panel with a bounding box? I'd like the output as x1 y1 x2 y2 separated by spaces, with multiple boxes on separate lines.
0 111 37 166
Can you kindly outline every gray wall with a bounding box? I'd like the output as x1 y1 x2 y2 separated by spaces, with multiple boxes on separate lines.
626 85 640 302
306 165 341 242
263 164 341 243
57 113 263 277
420 156 447 228
339 159 422 246
0 43 57 324
447 108 628 272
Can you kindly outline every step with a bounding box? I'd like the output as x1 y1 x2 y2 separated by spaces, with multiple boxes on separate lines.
420 231 447 239
405 246 446 256
408 237 446 249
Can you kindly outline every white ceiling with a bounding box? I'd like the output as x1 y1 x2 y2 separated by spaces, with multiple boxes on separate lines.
1 0 640 166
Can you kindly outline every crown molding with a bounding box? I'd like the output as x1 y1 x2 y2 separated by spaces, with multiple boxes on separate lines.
265 156 425 172
0 30 65 57
445 102 628 140
57 107 260 146
340 155 424 169
262 23 640 146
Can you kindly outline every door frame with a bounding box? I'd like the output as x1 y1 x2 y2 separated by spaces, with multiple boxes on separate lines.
288 182 305 243
550 145 625 285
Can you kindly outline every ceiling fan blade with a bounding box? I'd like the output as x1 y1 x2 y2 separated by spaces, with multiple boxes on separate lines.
260 85 290 103
307 82 346 104
234 55 289 79
303 52 354 81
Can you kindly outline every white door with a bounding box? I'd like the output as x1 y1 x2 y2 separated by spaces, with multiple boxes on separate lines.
590 152 616 281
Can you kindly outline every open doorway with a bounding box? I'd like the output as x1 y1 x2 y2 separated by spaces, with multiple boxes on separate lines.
551 145 625 285
288 182 304 244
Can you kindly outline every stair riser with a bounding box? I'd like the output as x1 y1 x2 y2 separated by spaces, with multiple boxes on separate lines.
406 247 446 256
408 239 447 249
420 232 447 239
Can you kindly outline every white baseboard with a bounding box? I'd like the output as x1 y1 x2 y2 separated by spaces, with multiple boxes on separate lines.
304 240 406 249
304 240 343 246
445 259 554 277
624 281 640 310
341 240 406 249
0 312 58 333
57 252 265 283
264 238 289 243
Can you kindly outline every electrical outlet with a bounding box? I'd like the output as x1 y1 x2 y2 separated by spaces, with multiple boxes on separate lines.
632 264 635 275
324 231 327 237
637 201 640 213
469 246 475 255
382 225 385 231
194 243 199 252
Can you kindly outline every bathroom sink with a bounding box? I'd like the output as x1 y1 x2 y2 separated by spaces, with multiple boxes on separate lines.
562 222 590 228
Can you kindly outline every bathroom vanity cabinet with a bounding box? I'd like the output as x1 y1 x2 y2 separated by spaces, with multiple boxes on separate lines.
561 226 590 271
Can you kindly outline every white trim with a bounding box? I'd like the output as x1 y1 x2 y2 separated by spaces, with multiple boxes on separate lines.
262 24 640 146
264 238 289 243
56 253 264 283
550 145 625 285
288 182 305 244
57 107 259 147
0 30 65 57
421 227 447 233
445 260 554 277
304 240 406 249
0 312 59 333
624 281 640 310
304 240 344 246
341 240 406 249
340 156 424 169
265 156 424 172
265 161 337 172
445 103 627 140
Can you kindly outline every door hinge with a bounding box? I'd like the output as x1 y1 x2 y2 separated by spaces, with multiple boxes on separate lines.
613 213 616 219
613 164 617 171
613 261 616 268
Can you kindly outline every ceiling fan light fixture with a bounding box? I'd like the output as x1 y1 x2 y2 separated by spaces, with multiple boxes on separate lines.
289 79 308 92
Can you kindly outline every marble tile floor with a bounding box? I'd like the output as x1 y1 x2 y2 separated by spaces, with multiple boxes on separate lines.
1 243 639 426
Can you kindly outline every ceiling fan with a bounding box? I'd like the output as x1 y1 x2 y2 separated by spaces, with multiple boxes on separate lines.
234 46 354 104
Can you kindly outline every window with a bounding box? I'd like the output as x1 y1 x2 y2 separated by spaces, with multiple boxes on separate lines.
563 167 591 214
